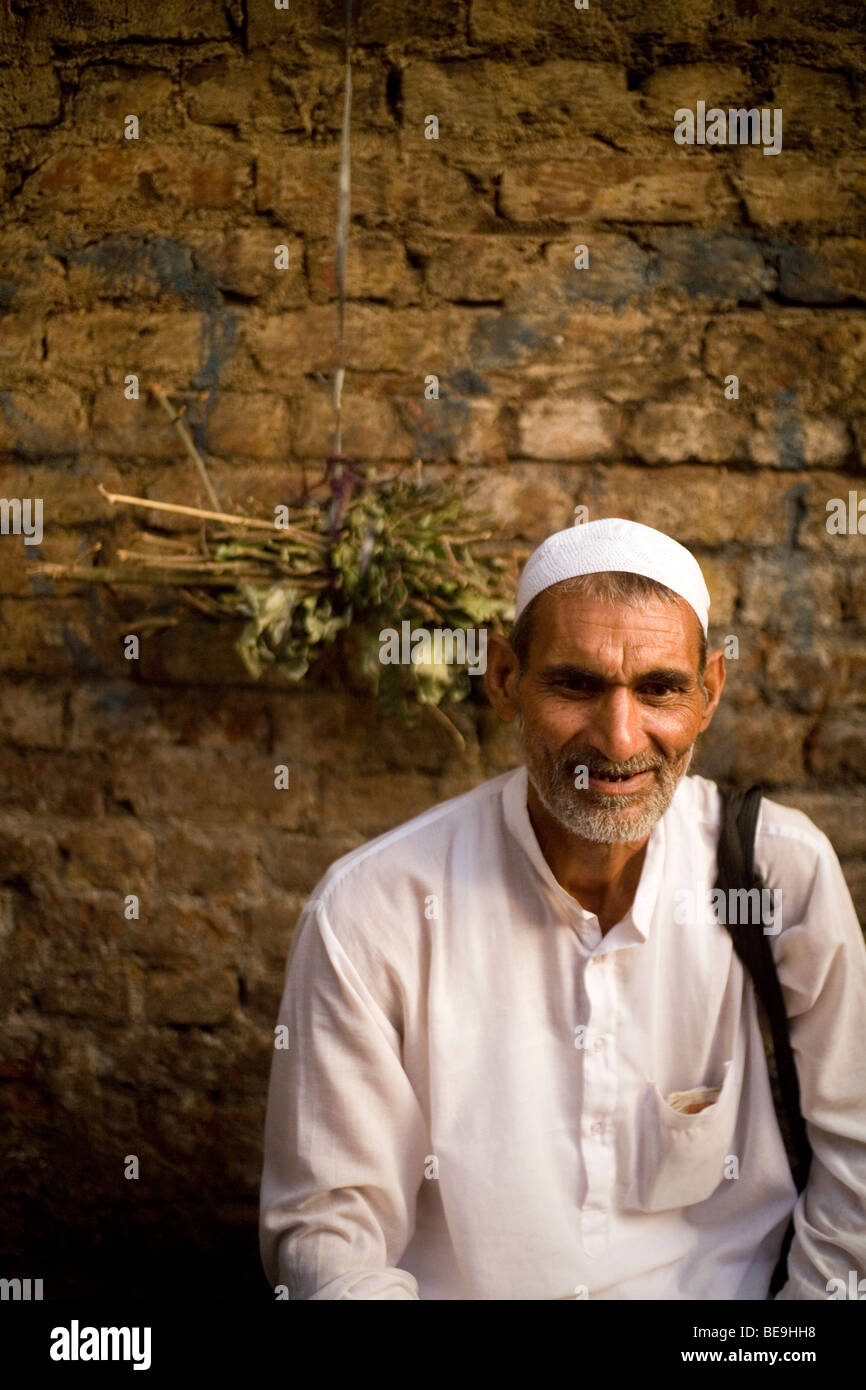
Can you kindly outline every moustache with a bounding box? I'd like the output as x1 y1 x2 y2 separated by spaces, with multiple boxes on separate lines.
566 752 664 778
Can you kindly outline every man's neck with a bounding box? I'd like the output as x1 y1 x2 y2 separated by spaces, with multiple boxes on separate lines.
526 779 650 936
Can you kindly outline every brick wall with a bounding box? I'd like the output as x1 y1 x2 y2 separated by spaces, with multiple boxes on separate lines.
0 0 864 1298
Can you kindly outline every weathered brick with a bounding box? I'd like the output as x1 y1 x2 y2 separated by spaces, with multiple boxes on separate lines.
470 0 717 48
249 0 468 48
0 681 65 746
839 859 866 924
733 155 866 232
25 145 252 215
0 596 122 680
704 311 866 414
183 54 256 127
188 227 305 304
35 959 138 1024
111 745 318 828
204 392 292 460
0 820 62 896
776 237 866 306
740 553 845 630
517 396 623 460
578 465 821 548
468 308 707 397
0 458 124 529
531 236 649 309
0 314 45 367
46 309 203 385
799 473 866 553
249 305 478 378
393 394 506 466
145 964 238 1025
0 63 61 128
0 746 107 817
770 67 860 151
70 681 272 752
24 0 232 44
0 528 100 598
70 67 176 138
0 382 88 456
91 389 185 458
693 703 810 786
319 768 438 835
236 896 306 961
638 64 756 132
808 713 866 780
500 156 737 225
784 791 866 857
308 231 419 305
625 401 752 464
696 555 739 627
154 825 261 897
119 897 241 963
830 644 866 706
403 60 637 150
0 229 69 311
646 231 774 303
259 833 360 893
750 408 851 469
294 385 413 460
61 821 155 895
256 142 487 236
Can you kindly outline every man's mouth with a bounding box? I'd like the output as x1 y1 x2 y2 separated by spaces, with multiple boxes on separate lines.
585 769 655 795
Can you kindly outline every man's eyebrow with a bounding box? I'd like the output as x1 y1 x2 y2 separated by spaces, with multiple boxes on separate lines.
539 663 694 687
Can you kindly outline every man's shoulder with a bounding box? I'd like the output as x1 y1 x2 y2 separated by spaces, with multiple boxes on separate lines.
675 774 830 850
311 767 517 913
675 774 836 910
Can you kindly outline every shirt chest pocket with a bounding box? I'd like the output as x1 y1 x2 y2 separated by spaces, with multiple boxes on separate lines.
623 1058 739 1213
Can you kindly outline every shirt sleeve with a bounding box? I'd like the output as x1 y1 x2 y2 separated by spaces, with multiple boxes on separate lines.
259 897 428 1300
769 834 866 1300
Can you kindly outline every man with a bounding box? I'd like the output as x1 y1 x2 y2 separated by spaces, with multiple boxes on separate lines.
259 517 866 1300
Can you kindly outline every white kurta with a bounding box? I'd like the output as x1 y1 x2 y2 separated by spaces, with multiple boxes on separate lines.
259 767 866 1300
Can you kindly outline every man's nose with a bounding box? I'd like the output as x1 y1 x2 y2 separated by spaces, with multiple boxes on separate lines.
585 687 646 765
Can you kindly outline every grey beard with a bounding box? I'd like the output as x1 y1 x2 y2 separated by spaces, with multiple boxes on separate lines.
520 721 694 844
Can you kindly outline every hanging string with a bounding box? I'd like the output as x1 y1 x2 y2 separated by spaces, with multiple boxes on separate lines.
332 0 352 461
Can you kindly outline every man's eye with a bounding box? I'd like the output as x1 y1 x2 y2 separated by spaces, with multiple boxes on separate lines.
641 683 676 696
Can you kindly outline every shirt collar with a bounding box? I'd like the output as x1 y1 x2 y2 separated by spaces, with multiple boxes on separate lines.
501 764 666 942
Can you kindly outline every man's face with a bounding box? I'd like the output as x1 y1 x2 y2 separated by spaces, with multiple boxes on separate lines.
509 592 720 845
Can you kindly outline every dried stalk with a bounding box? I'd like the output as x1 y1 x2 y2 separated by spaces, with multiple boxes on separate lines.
150 383 223 513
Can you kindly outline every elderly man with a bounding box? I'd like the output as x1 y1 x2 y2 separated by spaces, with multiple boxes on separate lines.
259 517 866 1300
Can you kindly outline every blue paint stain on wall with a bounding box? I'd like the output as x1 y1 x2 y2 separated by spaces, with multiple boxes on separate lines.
62 233 238 445
469 312 546 370
773 387 805 471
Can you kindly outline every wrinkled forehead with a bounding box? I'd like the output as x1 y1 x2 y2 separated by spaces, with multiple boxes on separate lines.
530 588 703 669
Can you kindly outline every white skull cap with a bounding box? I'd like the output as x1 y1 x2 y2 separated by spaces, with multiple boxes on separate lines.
514 517 710 635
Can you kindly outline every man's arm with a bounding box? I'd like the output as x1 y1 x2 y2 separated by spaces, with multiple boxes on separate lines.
259 898 428 1299
770 832 866 1300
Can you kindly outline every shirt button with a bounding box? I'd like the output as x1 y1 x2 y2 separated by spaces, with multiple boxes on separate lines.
590 1120 603 1136
592 1037 605 1052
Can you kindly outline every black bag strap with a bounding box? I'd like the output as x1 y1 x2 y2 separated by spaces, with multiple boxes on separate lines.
714 784 812 1294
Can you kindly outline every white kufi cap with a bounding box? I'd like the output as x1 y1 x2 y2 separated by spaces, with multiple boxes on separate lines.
514 517 710 635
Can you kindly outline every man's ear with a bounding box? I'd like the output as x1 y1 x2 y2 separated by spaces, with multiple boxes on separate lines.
698 648 725 730
484 632 522 722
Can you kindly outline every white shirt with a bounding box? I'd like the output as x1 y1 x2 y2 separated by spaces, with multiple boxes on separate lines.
259 767 866 1300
